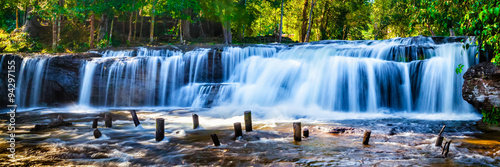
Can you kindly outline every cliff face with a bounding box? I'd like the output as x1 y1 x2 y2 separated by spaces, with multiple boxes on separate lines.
462 62 500 113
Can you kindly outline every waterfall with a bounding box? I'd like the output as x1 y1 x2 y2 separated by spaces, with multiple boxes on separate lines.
15 57 49 108
13 37 479 115
78 60 98 106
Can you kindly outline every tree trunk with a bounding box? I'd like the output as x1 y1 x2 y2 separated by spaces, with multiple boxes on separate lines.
109 18 114 45
181 20 191 40
133 10 138 41
300 0 309 42
427 22 436 36
90 13 95 48
279 0 283 43
319 1 330 40
16 9 19 29
24 4 28 26
128 10 133 43
139 9 143 41
305 0 317 43
179 20 183 43
198 17 205 38
150 6 155 44
58 0 64 46
52 16 57 51
98 14 108 42
57 15 61 45
222 21 232 44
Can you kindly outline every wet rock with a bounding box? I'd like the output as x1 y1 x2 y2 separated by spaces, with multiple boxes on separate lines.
462 62 500 113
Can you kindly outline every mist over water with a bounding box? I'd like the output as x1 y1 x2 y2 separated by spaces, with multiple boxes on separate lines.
13 37 480 120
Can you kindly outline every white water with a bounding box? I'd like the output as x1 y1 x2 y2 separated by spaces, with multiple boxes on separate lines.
13 37 480 120
15 57 49 107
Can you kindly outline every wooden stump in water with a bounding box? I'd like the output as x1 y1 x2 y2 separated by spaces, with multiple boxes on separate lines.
92 118 98 128
211 134 221 146
244 111 252 132
293 122 301 142
303 128 309 138
443 140 452 157
130 110 140 127
363 130 371 145
94 128 102 138
234 122 243 138
156 118 164 142
192 114 199 129
104 114 112 128
435 125 446 147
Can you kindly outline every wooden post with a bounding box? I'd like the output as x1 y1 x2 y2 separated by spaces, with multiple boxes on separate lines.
92 118 98 128
234 122 243 138
105 114 112 128
211 134 221 146
363 130 371 145
443 140 452 157
193 114 199 129
293 122 301 142
130 110 140 127
93 128 102 138
244 111 252 132
156 118 164 142
436 136 444 147
303 128 309 138
435 125 446 147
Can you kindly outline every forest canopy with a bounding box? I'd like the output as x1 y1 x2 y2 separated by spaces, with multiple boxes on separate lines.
0 0 498 61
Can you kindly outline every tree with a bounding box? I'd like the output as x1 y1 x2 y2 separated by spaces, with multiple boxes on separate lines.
304 0 316 42
300 0 308 42
279 0 284 43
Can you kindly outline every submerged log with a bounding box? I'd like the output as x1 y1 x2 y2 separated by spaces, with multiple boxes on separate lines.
328 127 356 134
293 122 301 142
211 134 221 146
193 114 199 129
363 130 371 145
130 110 140 127
234 122 243 138
244 111 252 132
30 115 73 131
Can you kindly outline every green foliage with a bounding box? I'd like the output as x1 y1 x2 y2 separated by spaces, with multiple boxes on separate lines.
459 0 500 65
455 64 464 74
0 29 42 52
482 106 500 125
0 0 498 51
97 38 109 49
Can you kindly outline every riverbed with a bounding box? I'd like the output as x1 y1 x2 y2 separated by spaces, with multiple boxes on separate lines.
1 107 499 166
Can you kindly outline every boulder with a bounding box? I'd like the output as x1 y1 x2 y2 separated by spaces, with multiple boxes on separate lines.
462 62 500 112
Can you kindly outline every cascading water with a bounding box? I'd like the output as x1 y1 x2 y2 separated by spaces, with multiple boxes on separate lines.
15 57 50 108
15 37 479 116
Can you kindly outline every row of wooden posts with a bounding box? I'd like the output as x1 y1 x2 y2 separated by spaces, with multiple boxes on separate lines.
91 110 449 154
